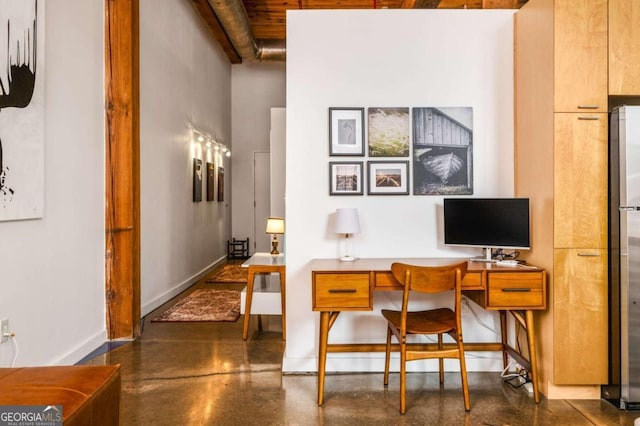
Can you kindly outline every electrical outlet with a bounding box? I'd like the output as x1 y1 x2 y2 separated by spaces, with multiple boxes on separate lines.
0 319 9 344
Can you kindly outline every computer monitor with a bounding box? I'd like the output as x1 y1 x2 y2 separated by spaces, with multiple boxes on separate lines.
443 198 530 260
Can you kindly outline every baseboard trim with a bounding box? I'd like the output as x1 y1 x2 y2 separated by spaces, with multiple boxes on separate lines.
141 256 227 316
54 330 107 366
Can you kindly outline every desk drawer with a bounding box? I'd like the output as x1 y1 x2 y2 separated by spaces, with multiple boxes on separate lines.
313 273 371 311
487 272 545 309
462 271 483 289
374 270 483 290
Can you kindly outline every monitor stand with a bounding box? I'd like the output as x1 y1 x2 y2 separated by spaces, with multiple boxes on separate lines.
469 248 496 263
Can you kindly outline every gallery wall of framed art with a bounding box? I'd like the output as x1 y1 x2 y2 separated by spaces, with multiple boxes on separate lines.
327 106 473 196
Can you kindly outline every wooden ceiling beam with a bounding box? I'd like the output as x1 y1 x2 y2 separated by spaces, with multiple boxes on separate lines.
482 0 520 7
190 0 242 64
401 0 441 7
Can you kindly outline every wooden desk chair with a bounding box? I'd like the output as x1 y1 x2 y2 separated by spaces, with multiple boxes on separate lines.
382 261 470 413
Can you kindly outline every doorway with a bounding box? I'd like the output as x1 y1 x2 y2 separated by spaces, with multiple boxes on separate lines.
253 151 271 253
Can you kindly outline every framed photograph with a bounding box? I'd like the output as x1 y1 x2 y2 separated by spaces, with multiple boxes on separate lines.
367 161 409 195
329 162 363 195
217 166 224 202
368 107 410 157
193 158 202 202
413 107 473 195
206 162 215 201
329 107 365 156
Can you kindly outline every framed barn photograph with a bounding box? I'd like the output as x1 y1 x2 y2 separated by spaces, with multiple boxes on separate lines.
367 161 409 195
412 107 473 195
329 107 365 156
329 161 363 195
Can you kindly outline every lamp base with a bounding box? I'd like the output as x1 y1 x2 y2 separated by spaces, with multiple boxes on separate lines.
270 240 280 255
339 256 356 262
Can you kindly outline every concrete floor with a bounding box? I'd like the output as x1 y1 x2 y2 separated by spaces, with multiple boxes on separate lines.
84 279 640 425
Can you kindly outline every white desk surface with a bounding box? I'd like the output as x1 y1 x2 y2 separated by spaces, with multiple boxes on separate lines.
241 252 285 267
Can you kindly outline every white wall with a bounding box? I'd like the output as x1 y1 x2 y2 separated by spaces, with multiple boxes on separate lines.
139 0 232 315
284 10 516 373
231 63 286 254
0 0 106 366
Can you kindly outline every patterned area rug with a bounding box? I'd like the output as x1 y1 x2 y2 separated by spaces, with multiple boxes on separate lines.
151 289 240 322
206 264 248 283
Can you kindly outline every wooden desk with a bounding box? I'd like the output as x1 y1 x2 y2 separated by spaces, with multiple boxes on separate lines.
242 253 286 341
311 258 546 405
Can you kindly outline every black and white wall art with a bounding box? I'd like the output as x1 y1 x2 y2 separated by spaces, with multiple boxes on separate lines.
412 107 473 195
0 0 44 221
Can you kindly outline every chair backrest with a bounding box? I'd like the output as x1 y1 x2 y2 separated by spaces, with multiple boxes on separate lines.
390 261 469 336
390 261 468 294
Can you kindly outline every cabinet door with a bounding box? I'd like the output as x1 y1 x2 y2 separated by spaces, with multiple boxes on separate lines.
554 0 608 112
553 248 608 384
609 0 640 95
554 113 608 248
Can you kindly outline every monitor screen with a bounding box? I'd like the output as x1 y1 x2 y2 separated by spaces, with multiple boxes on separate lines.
443 198 530 250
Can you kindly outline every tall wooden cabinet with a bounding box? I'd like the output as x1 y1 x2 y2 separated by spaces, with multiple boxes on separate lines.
515 0 609 397
609 0 640 95
553 0 608 112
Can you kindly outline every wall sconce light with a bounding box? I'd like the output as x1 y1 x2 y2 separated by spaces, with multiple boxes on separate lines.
334 208 361 262
265 217 285 255
189 125 230 157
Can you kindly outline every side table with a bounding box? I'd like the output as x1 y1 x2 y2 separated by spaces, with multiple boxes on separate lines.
241 253 286 341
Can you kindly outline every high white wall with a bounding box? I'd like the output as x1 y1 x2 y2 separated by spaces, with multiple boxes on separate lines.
231 63 286 253
139 0 232 315
284 10 516 372
0 0 106 366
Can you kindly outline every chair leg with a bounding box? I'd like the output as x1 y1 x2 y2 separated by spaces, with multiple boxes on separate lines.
438 333 444 384
458 341 471 411
384 326 392 386
400 342 406 414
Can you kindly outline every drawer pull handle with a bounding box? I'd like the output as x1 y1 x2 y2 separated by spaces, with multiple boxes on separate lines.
577 105 599 109
502 288 531 293
328 289 357 294
577 253 600 257
578 116 600 121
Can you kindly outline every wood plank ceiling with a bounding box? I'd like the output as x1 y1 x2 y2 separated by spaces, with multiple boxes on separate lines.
193 0 528 63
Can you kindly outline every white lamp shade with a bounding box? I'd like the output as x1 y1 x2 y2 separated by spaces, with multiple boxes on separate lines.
334 208 361 235
265 217 285 234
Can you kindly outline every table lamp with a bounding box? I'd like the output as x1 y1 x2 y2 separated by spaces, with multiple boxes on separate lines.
334 208 361 262
265 217 285 255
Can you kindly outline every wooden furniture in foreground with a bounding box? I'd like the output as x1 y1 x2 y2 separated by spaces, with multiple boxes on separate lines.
242 252 286 341
311 258 546 406
382 262 470 413
0 365 121 425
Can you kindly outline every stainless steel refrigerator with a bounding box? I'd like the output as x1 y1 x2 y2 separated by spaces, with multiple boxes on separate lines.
604 105 640 409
